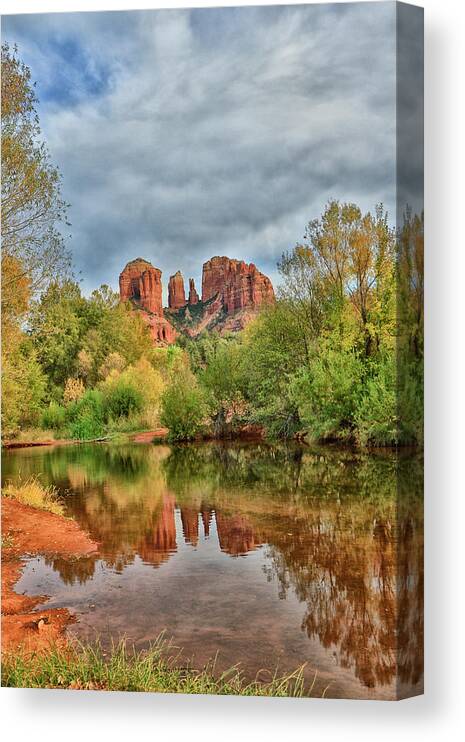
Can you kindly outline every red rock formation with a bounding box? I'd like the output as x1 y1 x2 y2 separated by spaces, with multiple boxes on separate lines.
201 256 275 313
120 255 274 343
168 271 186 310
142 313 176 344
139 265 163 314
119 258 163 316
119 258 176 344
188 278 200 305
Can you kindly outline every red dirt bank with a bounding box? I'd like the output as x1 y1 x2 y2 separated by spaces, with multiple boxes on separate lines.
1 498 98 652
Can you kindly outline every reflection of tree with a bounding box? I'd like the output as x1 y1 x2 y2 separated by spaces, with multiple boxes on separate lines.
396 515 424 690
3 440 423 694
260 462 423 691
161 444 423 691
45 554 98 585
2 443 152 493
265 514 398 689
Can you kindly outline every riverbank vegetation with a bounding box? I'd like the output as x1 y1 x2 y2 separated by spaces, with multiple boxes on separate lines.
1 44 423 448
2 477 64 515
174 203 423 447
3 199 424 446
2 637 310 696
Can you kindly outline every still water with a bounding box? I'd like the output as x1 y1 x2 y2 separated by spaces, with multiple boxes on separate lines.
2 441 423 699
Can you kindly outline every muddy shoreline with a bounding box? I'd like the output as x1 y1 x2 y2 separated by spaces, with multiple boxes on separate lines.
1 498 98 652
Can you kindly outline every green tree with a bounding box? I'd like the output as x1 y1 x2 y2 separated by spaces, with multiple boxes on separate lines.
1 340 47 436
161 356 206 441
200 340 245 436
239 304 304 437
295 201 395 357
290 337 364 441
29 281 84 390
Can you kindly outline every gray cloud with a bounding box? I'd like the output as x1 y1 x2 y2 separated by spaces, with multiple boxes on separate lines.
3 3 398 300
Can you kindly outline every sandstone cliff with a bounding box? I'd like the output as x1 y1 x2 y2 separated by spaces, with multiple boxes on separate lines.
201 256 275 313
168 271 186 310
119 258 163 315
119 258 176 344
188 278 200 305
120 255 274 344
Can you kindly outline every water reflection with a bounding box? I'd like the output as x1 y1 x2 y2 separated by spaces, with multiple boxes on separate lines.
2 441 423 699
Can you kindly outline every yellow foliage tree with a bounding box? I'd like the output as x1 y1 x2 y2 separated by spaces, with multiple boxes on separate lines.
1 43 71 307
63 377 86 405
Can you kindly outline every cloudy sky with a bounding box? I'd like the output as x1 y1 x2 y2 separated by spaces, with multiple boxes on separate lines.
3 2 399 299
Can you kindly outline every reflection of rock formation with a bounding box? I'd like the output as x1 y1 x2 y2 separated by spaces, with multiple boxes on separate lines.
180 507 199 546
215 512 261 556
201 508 211 537
138 495 177 567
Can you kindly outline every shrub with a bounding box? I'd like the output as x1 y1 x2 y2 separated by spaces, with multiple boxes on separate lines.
291 344 363 442
66 389 105 440
161 365 206 442
1 343 47 437
41 401 67 431
397 358 424 445
98 352 126 380
354 354 398 446
103 382 143 421
99 358 165 427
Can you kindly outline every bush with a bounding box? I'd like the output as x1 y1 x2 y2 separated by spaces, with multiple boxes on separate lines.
66 389 105 440
239 304 306 438
199 341 248 436
1 343 47 438
98 352 126 380
103 383 143 421
41 401 67 431
291 344 363 442
354 354 398 446
397 358 424 445
99 357 165 429
161 366 206 442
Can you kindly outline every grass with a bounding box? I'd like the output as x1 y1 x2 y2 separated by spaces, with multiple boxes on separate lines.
0 532 15 549
1 636 313 696
2 477 64 516
6 427 57 443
